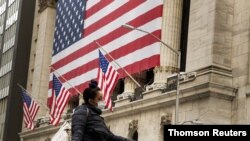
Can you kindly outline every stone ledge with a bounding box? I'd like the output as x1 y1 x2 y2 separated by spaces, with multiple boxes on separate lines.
19 123 60 139
19 119 71 139
102 82 236 120
196 64 232 77
142 88 162 99
115 97 131 107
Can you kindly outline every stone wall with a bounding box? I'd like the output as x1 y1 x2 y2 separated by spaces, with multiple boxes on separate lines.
186 0 233 72
232 0 250 124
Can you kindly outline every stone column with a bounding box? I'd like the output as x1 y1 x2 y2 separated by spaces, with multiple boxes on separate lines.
152 0 183 89
122 77 137 98
30 0 56 118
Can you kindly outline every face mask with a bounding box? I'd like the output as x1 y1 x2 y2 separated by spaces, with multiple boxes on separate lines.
97 101 106 110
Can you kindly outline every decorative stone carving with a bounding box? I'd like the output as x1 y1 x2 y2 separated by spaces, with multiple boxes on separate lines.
128 120 138 130
161 113 172 125
39 0 56 13
35 116 50 127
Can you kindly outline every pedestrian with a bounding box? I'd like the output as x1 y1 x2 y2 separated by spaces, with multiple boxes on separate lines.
72 80 135 141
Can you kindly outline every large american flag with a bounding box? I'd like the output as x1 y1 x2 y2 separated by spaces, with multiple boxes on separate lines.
48 0 163 106
20 89 40 130
50 74 71 126
97 50 119 111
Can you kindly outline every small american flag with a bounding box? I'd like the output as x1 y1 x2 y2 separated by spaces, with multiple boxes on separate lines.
50 74 71 126
20 89 40 130
97 50 119 111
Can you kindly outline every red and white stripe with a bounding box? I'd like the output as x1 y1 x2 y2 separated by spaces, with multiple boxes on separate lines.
50 86 71 126
48 0 163 102
23 101 39 130
98 64 119 111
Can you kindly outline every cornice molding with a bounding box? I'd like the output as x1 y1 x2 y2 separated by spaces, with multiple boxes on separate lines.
102 82 236 120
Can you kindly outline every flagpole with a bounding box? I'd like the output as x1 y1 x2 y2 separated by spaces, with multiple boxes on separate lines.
50 66 83 96
17 83 49 110
122 24 181 124
94 41 145 91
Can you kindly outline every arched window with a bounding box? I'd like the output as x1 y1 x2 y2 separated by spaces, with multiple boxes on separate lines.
132 130 138 141
163 126 167 141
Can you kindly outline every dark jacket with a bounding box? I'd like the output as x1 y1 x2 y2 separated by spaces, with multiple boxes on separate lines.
72 104 134 141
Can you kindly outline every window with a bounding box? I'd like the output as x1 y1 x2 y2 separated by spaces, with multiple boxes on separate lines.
0 0 6 15
1 47 14 66
5 0 19 29
131 68 154 101
0 73 11 90
0 99 7 139
0 13 6 34
180 0 190 71
132 130 138 141
111 68 154 103
145 68 154 85
3 23 16 52
8 0 15 7
111 79 124 106
135 68 154 88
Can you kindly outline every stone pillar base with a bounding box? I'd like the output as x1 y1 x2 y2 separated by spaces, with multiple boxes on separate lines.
147 66 178 91
146 83 166 91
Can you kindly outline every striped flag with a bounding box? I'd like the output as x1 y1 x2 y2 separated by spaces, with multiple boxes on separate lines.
48 0 163 106
50 74 71 126
97 50 119 110
20 89 40 130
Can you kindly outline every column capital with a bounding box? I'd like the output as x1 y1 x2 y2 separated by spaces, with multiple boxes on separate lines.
154 66 179 74
38 0 56 13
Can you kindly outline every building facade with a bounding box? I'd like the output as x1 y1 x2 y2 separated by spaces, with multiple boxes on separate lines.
19 0 250 141
0 0 36 141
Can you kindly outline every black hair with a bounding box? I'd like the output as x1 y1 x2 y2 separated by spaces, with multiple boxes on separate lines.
83 80 101 104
